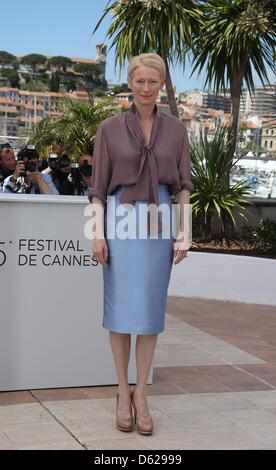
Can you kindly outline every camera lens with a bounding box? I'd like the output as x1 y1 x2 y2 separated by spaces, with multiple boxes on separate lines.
26 161 37 173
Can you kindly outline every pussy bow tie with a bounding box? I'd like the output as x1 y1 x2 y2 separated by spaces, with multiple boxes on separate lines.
119 104 163 235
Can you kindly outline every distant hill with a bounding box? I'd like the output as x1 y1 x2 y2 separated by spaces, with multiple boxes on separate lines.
0 45 107 93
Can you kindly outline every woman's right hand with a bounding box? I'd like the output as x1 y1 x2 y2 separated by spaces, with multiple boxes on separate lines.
92 237 109 267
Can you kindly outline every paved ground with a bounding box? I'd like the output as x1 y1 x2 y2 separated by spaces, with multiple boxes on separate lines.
1 296 276 450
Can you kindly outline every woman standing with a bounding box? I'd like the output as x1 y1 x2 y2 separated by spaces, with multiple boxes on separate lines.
90 53 193 435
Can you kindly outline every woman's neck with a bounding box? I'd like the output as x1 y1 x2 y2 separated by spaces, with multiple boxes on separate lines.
134 101 156 121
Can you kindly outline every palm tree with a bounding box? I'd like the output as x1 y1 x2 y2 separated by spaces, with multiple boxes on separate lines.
93 0 202 117
192 0 276 185
26 100 120 159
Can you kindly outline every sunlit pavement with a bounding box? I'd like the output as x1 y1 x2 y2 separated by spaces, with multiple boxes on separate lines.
1 296 276 450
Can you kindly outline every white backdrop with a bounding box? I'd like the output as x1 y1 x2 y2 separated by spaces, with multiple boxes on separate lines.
0 194 141 391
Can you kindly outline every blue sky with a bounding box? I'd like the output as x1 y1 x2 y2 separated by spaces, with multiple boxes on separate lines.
1 0 274 92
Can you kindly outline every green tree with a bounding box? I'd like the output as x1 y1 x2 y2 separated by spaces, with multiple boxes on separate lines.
0 69 20 88
21 53 47 72
21 73 31 84
47 56 72 72
0 51 17 64
65 78 77 92
73 63 101 79
191 0 276 186
100 78 108 89
90 87 106 97
27 100 120 159
50 72 61 92
93 0 202 117
111 83 129 94
21 80 49 92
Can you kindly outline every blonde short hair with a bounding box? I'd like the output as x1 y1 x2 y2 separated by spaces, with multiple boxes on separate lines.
127 53 166 81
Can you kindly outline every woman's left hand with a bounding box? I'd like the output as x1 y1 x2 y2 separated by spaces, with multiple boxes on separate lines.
173 240 189 265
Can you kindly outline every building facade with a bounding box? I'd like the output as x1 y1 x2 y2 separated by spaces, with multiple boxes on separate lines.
240 85 276 118
262 120 276 152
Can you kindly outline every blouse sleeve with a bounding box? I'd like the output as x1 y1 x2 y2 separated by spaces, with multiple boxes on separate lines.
88 125 112 205
177 125 194 193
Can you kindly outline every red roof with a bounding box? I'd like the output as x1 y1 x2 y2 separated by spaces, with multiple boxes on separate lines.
0 97 13 105
0 87 19 92
263 119 276 127
116 99 131 109
245 123 259 129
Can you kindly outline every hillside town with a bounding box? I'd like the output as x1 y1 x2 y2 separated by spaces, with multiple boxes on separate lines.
0 45 275 157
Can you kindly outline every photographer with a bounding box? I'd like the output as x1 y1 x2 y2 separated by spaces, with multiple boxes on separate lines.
42 152 71 193
3 145 59 195
0 143 17 192
36 143 60 172
61 154 93 196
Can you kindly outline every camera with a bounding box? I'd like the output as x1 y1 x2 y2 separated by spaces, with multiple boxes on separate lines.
48 153 58 170
58 154 70 171
48 152 58 160
70 162 82 190
48 153 70 172
70 162 80 176
26 144 36 153
79 159 92 177
17 144 39 176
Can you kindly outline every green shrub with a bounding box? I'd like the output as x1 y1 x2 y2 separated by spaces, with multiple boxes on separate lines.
242 219 276 252
190 126 252 239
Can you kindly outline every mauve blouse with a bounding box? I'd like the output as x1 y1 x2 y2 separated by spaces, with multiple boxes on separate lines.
89 103 193 221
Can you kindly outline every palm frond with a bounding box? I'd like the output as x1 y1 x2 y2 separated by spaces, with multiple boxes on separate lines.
26 100 120 159
93 0 202 71
190 125 253 237
191 0 276 94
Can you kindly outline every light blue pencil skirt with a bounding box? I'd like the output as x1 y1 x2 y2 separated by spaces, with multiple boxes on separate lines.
102 184 175 335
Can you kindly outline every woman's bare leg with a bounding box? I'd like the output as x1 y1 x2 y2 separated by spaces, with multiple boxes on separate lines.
109 331 132 412
134 334 158 415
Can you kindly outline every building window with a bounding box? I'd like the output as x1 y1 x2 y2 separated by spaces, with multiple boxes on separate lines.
265 141 268 147
270 141 273 148
266 130 269 134
272 130 274 135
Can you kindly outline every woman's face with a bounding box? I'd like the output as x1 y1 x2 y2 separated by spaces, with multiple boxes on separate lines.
128 65 164 108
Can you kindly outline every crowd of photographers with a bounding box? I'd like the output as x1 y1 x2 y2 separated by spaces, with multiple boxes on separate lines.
0 142 93 197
